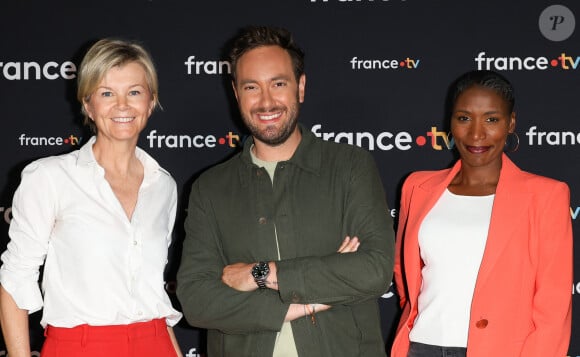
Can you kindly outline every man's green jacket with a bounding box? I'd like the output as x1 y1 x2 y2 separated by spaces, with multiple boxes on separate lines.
177 125 395 356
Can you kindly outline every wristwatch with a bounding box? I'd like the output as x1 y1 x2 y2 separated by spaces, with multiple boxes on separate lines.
251 261 270 289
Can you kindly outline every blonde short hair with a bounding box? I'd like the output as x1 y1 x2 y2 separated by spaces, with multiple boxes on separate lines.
77 38 160 133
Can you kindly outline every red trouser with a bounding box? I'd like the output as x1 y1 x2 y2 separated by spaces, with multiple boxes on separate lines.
41 319 178 357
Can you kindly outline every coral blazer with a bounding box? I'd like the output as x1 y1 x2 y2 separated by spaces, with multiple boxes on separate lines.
391 154 572 357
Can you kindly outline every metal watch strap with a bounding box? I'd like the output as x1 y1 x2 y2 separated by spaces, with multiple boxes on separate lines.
256 278 267 289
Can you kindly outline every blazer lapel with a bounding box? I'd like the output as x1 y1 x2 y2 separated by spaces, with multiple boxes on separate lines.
473 154 532 291
404 162 462 303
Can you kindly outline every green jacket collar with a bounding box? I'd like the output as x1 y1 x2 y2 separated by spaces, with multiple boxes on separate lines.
239 123 322 176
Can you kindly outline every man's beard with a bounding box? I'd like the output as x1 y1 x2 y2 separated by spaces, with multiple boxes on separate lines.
243 102 300 146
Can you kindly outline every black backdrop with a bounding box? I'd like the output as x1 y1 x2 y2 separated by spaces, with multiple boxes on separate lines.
1 1 578 356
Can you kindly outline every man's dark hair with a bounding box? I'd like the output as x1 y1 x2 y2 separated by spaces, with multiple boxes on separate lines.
229 26 305 82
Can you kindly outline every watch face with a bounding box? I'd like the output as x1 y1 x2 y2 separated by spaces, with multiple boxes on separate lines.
252 262 270 279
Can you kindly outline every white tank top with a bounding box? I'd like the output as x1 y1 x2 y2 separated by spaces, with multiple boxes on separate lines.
409 189 494 347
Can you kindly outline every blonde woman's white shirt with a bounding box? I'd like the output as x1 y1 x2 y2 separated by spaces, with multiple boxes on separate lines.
0 136 182 327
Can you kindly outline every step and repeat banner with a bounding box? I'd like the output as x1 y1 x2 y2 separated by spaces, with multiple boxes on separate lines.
1 1 578 356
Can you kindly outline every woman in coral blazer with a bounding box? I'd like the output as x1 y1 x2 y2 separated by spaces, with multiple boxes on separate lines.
391 71 572 357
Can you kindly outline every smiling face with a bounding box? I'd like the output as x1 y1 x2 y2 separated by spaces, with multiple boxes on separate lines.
83 61 154 144
232 45 305 147
451 85 516 171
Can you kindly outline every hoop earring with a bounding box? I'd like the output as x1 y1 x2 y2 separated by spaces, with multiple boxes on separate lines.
504 132 520 152
446 132 454 149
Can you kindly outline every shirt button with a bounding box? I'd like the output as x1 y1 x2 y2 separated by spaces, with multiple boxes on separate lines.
133 240 138 246
475 319 488 329
137 311 143 316
258 217 267 225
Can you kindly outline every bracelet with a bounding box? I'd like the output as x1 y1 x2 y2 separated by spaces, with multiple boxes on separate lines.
304 304 316 325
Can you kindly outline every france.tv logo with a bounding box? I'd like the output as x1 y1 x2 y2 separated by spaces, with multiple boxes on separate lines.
310 124 454 151
474 51 579 71
18 134 82 146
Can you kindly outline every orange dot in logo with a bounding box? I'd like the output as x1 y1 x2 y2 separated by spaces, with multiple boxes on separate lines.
550 59 558 67
218 137 226 145
399 61 406 68
64 138 69 144
415 136 426 146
